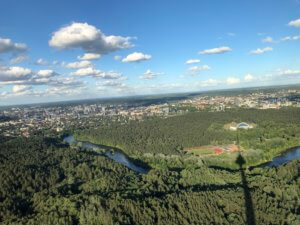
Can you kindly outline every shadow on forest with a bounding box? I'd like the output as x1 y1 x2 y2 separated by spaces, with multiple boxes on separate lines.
0 153 8 161
208 165 239 172
236 154 256 225
58 181 85 195
44 137 69 148
84 154 256 225
13 196 34 217
125 156 152 172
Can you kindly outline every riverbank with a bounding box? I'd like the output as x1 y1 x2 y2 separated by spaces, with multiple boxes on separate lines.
71 133 300 170
245 139 300 168
64 135 150 174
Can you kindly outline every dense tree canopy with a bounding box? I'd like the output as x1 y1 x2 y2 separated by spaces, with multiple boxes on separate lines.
0 135 299 224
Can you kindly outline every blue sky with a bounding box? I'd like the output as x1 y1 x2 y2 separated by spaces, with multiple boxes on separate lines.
0 0 300 105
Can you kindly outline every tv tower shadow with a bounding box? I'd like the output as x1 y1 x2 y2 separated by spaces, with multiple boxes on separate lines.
236 154 256 225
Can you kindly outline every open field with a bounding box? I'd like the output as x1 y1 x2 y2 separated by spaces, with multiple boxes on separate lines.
184 144 240 156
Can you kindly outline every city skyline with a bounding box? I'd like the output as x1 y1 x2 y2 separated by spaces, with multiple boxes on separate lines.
1 0 300 105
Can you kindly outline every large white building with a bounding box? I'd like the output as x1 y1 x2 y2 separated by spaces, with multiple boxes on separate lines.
229 122 253 131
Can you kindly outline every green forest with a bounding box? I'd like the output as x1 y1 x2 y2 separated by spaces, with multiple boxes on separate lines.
0 135 299 224
75 108 300 167
1 108 300 224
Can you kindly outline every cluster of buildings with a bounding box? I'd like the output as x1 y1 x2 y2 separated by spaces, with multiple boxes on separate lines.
179 89 300 111
1 88 300 138
0 103 176 138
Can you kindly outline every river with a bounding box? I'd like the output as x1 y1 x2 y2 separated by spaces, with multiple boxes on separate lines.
64 135 300 173
258 146 300 167
63 135 149 174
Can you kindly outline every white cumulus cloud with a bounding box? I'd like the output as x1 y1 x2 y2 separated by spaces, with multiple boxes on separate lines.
44 84 86 96
35 58 48 65
53 77 85 87
65 60 92 69
250 47 273 55
37 69 59 78
71 67 99 77
139 70 163 80
279 69 300 76
77 53 101 60
49 22 133 54
97 80 125 87
0 37 27 54
188 65 210 71
288 18 300 27
10 55 28 64
199 46 232 55
122 52 152 63
12 85 32 93
262 36 274 43
71 67 124 79
244 74 255 82
281 35 300 41
198 79 221 87
185 59 200 64
226 77 240 85
0 66 32 82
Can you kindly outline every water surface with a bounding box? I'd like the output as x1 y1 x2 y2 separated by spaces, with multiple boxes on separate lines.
64 135 149 174
258 147 300 167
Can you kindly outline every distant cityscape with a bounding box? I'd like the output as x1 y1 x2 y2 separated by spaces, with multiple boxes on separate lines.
1 87 300 138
